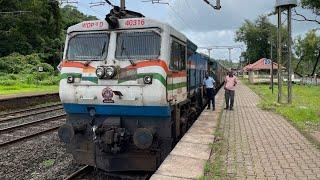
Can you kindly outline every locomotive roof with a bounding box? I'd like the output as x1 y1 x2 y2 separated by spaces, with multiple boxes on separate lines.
66 18 195 47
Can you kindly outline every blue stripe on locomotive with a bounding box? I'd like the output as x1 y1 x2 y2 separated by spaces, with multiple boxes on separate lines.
63 103 171 117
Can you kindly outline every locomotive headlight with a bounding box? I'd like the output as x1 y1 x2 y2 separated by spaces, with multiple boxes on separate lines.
143 75 153 84
96 67 105 79
105 66 116 79
67 76 74 83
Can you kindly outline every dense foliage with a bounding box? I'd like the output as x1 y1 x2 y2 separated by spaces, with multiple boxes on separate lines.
0 1 97 91
0 53 59 86
235 16 285 64
294 30 320 75
61 5 97 31
0 1 97 67
236 14 319 76
301 0 320 15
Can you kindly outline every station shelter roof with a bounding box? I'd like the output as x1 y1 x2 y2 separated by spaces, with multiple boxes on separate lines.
243 58 282 72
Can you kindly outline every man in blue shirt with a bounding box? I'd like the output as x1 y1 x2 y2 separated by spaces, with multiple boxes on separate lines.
203 73 216 111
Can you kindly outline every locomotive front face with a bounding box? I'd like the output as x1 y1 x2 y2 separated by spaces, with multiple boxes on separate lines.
58 19 184 171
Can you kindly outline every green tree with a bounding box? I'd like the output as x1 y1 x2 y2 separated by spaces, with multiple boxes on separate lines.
61 5 97 31
235 16 281 64
0 0 62 57
0 1 97 67
294 30 320 75
294 1 320 76
293 0 320 25
301 0 320 14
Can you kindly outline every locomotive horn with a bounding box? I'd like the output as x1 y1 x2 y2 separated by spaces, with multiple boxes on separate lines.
105 6 145 29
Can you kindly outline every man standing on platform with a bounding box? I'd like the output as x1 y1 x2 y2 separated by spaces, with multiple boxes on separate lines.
203 73 216 111
224 71 237 110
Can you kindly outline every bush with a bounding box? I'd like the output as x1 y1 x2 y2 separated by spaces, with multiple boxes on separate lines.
24 54 42 66
39 78 58 85
39 63 54 73
20 64 35 74
7 74 19 80
0 53 55 74
0 53 60 87
0 79 16 86
25 74 37 84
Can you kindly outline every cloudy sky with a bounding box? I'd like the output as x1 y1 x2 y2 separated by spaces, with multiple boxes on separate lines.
72 0 319 62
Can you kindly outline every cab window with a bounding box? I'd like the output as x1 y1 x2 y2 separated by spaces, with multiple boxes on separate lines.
170 40 186 70
115 31 161 60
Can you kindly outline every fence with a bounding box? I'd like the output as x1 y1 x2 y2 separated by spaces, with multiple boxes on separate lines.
301 77 320 86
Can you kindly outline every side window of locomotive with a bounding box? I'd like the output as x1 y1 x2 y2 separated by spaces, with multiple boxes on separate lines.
180 44 186 69
67 33 109 61
170 41 186 70
115 31 161 60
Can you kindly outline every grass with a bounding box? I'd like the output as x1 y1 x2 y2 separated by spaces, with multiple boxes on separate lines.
0 84 58 95
41 159 55 168
243 79 320 147
200 108 228 180
0 73 59 95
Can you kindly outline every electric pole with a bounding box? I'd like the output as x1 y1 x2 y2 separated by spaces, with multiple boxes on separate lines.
228 48 233 62
120 0 125 10
287 5 293 104
199 45 243 64
270 41 274 94
276 0 296 104
277 5 282 103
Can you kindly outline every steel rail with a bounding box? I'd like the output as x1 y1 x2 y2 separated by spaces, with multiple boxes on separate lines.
0 103 62 118
0 106 64 123
64 165 93 180
0 125 61 147
0 114 66 133
64 165 150 180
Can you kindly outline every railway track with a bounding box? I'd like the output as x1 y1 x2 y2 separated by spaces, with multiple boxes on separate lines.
0 103 63 123
64 165 151 180
64 165 93 180
0 114 66 147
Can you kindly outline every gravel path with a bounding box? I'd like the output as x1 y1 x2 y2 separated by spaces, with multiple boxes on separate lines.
0 130 81 180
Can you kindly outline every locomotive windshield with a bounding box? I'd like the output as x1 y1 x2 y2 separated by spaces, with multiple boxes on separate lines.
66 33 109 61
115 31 161 60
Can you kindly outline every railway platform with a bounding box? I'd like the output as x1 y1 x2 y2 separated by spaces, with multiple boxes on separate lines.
0 91 58 100
220 82 320 179
151 82 320 179
0 92 59 111
150 88 225 180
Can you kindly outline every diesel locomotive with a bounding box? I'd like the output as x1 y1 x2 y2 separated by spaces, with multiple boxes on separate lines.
58 8 228 172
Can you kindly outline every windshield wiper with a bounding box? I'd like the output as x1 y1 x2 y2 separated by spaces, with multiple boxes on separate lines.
101 41 107 56
121 39 136 66
84 42 107 66
84 60 92 66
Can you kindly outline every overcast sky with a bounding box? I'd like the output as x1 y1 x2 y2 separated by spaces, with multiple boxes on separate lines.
73 0 319 62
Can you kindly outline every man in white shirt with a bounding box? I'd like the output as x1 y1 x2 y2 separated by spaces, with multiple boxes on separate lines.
203 73 216 111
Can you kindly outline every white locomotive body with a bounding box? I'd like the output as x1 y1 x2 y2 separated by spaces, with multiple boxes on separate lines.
58 15 225 171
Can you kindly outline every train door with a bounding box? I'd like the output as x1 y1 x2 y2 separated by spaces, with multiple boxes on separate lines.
167 37 186 103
